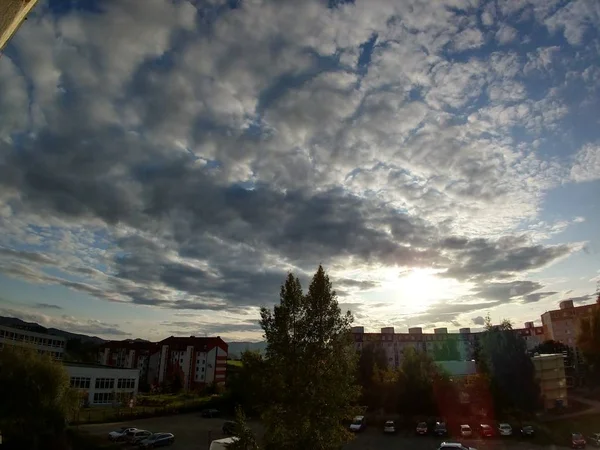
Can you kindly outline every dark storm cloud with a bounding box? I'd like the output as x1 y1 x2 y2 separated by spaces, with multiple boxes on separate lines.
472 316 485 325
522 291 557 303
441 237 573 281
337 279 380 290
570 294 594 303
0 125 578 310
474 280 544 301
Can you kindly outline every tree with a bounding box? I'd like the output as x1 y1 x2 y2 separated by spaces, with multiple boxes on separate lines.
259 266 359 450
0 346 78 449
478 326 540 414
227 350 267 415
577 303 600 388
356 343 389 409
396 348 447 416
227 406 260 450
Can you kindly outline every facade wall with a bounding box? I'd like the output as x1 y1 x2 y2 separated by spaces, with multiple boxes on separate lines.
0 324 66 359
532 354 568 409
541 302 598 347
65 363 139 406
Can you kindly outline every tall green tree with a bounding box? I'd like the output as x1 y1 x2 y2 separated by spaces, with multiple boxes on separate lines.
227 406 260 450
478 325 540 413
356 343 388 408
0 346 78 449
396 348 447 416
259 266 359 450
577 299 600 388
227 350 267 415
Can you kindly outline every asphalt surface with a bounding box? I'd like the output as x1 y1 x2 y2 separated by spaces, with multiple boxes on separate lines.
81 413 571 450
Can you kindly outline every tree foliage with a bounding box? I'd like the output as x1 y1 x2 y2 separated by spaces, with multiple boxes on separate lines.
227 406 260 450
478 323 540 413
227 350 267 415
259 266 359 450
577 301 600 387
0 346 78 449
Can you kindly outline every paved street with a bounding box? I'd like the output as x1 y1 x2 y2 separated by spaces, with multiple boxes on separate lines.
81 413 572 450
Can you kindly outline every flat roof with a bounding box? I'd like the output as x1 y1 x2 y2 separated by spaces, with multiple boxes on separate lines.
63 361 139 371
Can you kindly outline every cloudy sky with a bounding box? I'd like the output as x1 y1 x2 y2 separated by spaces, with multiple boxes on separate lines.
0 0 599 341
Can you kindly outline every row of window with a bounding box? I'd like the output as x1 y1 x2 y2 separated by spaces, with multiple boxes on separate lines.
95 378 115 389
0 329 65 348
71 377 91 389
93 392 114 404
0 343 63 359
117 378 136 389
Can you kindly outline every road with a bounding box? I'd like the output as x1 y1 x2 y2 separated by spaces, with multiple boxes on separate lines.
80 413 571 450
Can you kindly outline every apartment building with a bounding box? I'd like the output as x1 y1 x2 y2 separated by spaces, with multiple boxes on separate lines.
0 324 66 359
99 335 229 390
98 339 160 386
514 322 545 351
65 362 140 406
532 353 568 409
351 326 478 367
541 299 599 347
156 336 228 390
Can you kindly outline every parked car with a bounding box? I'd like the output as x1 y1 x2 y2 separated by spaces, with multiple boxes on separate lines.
383 420 397 434
108 427 137 442
349 415 366 432
460 425 472 438
416 421 429 435
498 423 513 436
201 409 220 418
572 433 587 449
434 422 448 437
521 425 535 437
479 424 494 438
210 437 239 450
438 442 477 450
222 421 237 435
589 433 600 447
128 430 153 445
138 432 175 448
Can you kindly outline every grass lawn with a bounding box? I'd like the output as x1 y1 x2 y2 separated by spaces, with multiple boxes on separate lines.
227 359 243 367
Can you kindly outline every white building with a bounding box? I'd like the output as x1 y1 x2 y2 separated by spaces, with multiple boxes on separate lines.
65 362 140 406
0 324 66 359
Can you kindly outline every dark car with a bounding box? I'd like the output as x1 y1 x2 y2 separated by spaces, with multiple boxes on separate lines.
138 432 175 448
434 422 448 437
573 433 587 449
201 409 220 418
222 421 237 435
416 422 429 435
521 425 535 437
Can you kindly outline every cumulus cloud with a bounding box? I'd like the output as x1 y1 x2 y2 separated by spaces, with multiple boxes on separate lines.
471 316 486 325
0 0 596 335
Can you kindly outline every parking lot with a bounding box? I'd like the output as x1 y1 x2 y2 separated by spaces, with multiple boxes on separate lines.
81 413 573 450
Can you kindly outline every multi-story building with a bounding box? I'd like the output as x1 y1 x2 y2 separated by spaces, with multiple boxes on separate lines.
514 322 545 351
98 339 159 387
99 335 228 391
541 299 599 347
532 353 568 410
352 321 548 367
65 361 140 406
351 326 478 367
156 336 228 390
0 324 66 359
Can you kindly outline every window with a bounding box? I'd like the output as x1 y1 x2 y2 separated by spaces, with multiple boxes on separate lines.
70 377 91 389
117 378 136 389
95 378 115 389
93 392 114 404
202 367 205 372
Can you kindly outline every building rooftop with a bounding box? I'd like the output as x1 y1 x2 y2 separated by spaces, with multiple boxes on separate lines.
63 361 140 370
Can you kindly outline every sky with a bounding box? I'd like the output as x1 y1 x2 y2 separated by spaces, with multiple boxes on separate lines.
0 0 599 342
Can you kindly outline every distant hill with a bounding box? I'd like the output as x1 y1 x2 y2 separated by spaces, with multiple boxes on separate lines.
0 316 106 345
227 341 267 358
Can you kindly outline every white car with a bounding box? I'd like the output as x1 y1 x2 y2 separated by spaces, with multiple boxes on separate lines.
108 427 137 442
384 420 397 434
498 423 513 436
349 415 366 432
461 425 472 437
438 442 477 450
